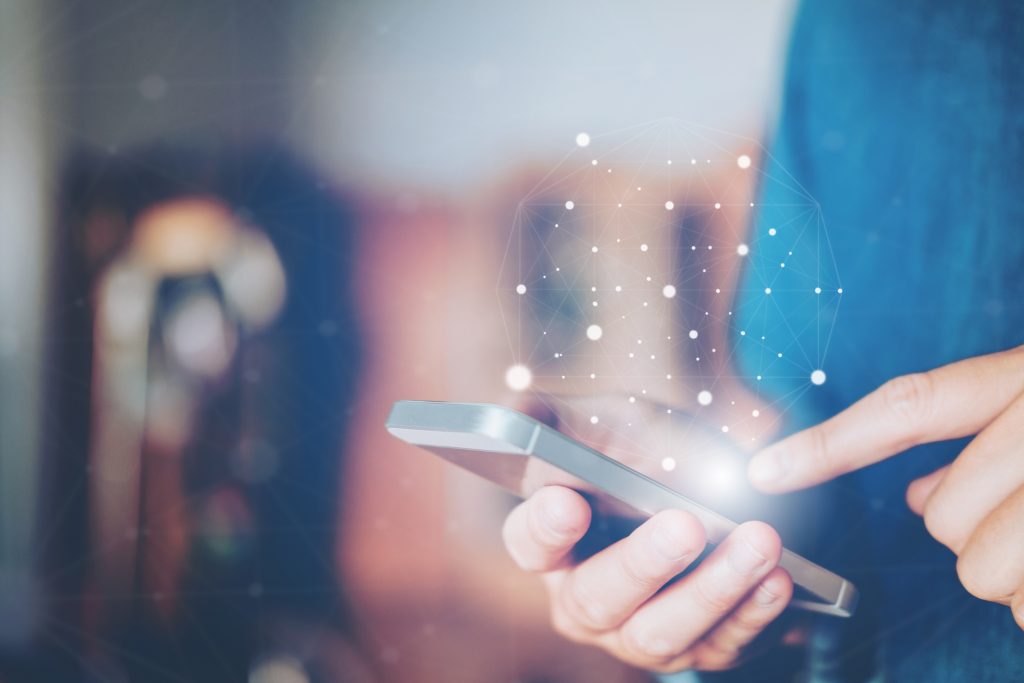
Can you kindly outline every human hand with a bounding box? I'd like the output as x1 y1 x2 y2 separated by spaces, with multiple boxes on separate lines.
501 398 793 673
746 346 1024 629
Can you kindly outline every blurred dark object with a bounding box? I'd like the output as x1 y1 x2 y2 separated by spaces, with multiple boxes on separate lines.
4 142 369 682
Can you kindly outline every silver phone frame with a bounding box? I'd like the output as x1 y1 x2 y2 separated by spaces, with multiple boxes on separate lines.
387 400 858 618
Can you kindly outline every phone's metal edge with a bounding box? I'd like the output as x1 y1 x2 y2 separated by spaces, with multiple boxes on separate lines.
387 400 858 618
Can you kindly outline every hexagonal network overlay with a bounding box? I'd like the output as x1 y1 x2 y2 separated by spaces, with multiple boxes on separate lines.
496 119 843 440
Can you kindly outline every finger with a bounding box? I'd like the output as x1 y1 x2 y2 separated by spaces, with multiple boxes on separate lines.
555 509 706 633
502 486 591 572
690 567 793 669
1012 586 1024 631
953 484 1024 604
748 347 1024 492
612 522 782 664
921 394 1024 551
906 465 950 515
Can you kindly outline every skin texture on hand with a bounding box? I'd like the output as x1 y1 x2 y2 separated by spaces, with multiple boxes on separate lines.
501 399 794 673
746 345 1024 629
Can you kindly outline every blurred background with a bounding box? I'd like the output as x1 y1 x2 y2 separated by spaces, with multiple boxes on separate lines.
0 1 795 681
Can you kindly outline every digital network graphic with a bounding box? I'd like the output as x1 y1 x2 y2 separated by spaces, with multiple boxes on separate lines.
497 119 844 472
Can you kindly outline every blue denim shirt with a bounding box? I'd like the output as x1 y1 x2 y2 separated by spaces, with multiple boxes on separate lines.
664 1 1024 681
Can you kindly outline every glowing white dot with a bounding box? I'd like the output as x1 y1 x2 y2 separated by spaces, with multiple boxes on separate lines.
586 324 603 341
714 202 722 209
575 132 591 147
589 415 599 424
688 329 699 340
662 285 677 299
838 288 844 294
721 425 730 433
591 245 598 253
811 369 827 385
664 200 675 210
504 364 532 391
697 390 713 406
640 243 649 252
515 284 527 295
737 154 752 169
752 409 760 417
661 457 677 472
737 243 749 256
768 228 777 236
565 200 575 210
614 285 622 292
814 286 822 294
764 287 772 295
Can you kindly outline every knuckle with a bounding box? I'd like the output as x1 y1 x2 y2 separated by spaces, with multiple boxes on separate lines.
616 543 662 590
562 577 615 631
691 573 735 615
549 604 589 643
805 426 836 477
922 502 960 551
880 373 934 436
618 622 677 664
956 554 996 601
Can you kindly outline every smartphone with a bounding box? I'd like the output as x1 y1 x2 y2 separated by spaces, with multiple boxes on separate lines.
386 399 858 617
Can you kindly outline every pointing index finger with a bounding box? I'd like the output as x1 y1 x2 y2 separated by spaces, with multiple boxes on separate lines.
747 347 1024 493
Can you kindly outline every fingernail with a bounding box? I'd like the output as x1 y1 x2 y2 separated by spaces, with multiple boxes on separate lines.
728 537 768 574
748 449 791 486
650 525 691 561
755 584 779 606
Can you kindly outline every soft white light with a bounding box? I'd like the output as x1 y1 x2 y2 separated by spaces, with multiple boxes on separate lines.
737 243 749 256
661 457 677 472
697 390 713 406
586 324 603 341
664 201 675 210
662 285 676 299
576 132 591 147
640 243 649 252
688 329 699 340
505 364 533 391
515 284 527 295
811 369 827 385
737 154 752 169
565 200 575 210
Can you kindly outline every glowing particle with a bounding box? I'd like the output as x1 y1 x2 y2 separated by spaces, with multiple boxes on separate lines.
515 284 527 295
665 201 675 210
815 286 822 294
661 457 677 472
688 329 699 340
714 202 722 209
752 409 760 417
838 287 844 294
576 132 591 147
591 245 598 253
764 287 772 295
640 243 649 252
721 425 730 433
662 284 677 299
504 364 532 391
565 200 575 210
697 390 713 406
768 228 777 236
614 285 622 292
737 243 749 256
628 396 637 403
589 415 599 425
811 369 827 385
737 154 752 169
586 324 603 341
